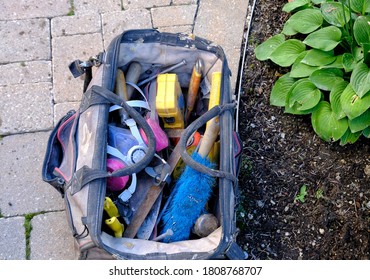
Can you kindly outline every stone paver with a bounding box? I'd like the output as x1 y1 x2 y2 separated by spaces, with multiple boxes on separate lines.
51 13 102 37
0 217 26 260
101 9 152 48
52 33 103 103
54 102 81 125
0 132 65 216
151 5 198 28
194 0 248 93
0 0 71 20
172 0 197 4
156 25 193 34
0 61 51 86
122 0 171 9
74 0 122 15
30 212 75 260
0 83 53 135
0 19 50 64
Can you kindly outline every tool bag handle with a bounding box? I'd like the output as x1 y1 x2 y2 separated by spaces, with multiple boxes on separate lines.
178 102 238 182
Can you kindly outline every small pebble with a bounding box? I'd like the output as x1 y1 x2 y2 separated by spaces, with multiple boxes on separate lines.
319 228 325 235
364 165 370 176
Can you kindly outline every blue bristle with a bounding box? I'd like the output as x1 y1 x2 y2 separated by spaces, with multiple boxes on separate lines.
160 152 216 242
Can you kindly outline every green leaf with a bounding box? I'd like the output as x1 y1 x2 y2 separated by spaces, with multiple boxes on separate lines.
340 128 362 145
301 49 336 66
270 73 297 107
330 80 349 120
349 109 370 133
342 53 357 72
287 79 322 111
269 39 306 67
294 185 308 203
353 16 370 46
284 9 323 34
312 0 327 4
341 83 370 119
284 80 322 115
311 101 348 141
350 0 370 14
283 0 311 13
291 51 320 78
282 20 298 36
321 54 344 69
350 63 370 98
309 68 344 91
363 126 370 137
303 26 342 51
321 2 351 27
255 34 286 61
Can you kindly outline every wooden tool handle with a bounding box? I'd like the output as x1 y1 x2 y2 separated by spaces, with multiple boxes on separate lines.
115 69 128 101
123 185 162 238
123 140 183 238
198 72 221 158
185 65 202 123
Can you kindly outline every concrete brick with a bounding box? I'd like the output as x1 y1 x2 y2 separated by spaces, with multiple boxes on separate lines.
172 0 197 5
0 132 65 216
122 0 170 9
74 0 122 15
0 0 71 20
102 9 152 49
30 212 75 260
0 217 26 260
194 0 249 93
0 61 51 86
156 25 193 34
54 102 80 125
51 13 102 37
52 33 103 103
151 5 197 28
0 19 50 64
0 83 53 135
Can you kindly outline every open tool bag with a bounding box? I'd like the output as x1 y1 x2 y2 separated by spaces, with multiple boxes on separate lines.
42 29 244 260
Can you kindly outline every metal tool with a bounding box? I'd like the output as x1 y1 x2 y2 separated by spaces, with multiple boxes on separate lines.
137 59 187 86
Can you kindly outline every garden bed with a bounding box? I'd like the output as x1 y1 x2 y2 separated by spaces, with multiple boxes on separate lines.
236 0 370 259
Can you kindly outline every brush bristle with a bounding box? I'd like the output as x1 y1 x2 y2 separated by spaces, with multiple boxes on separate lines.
160 152 216 242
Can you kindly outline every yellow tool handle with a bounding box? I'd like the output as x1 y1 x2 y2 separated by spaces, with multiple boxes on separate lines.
104 197 120 218
105 217 124 238
198 72 221 158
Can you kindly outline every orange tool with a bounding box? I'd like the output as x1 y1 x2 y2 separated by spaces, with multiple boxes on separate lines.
185 58 203 125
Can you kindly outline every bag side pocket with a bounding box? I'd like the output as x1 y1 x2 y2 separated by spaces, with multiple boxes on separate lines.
41 110 77 196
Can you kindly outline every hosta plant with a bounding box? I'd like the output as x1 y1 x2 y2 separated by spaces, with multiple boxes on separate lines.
255 0 370 145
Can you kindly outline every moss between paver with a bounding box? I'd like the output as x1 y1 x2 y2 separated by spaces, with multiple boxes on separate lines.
24 212 47 260
67 0 75 16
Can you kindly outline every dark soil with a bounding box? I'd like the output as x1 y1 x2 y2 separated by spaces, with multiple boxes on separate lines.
236 0 370 260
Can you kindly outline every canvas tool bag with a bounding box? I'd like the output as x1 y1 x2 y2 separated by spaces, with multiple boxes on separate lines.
42 29 244 260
